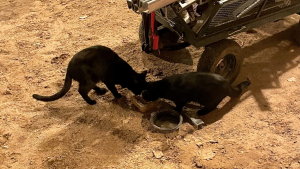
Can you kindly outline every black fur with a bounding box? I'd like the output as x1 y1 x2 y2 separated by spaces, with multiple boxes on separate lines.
142 72 250 116
33 45 147 105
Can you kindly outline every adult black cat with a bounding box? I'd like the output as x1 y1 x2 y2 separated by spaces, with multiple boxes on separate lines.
141 72 250 116
33 45 147 105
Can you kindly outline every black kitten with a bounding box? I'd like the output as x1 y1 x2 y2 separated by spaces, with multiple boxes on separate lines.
142 72 250 116
33 45 147 105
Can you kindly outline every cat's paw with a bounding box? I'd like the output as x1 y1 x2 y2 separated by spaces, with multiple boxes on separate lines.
87 100 97 105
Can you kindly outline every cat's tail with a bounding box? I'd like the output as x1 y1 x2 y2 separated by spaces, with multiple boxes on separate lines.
228 80 251 98
32 72 72 102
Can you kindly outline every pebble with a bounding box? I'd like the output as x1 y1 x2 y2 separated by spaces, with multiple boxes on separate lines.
122 119 129 124
178 123 195 136
287 77 296 82
153 150 163 159
79 15 88 19
200 149 215 160
195 161 204 168
196 141 203 147
3 90 12 95
208 140 218 144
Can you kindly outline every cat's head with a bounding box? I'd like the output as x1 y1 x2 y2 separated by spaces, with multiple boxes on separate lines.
127 70 147 95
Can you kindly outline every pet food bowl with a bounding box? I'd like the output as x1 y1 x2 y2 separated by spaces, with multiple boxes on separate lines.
150 109 183 133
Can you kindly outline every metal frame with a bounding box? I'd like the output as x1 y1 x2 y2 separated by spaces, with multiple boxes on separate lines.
153 1 300 48
193 3 300 47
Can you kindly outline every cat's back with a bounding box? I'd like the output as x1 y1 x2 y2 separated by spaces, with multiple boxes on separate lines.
164 72 229 96
193 72 226 84
70 45 118 63
166 72 226 86
163 72 229 103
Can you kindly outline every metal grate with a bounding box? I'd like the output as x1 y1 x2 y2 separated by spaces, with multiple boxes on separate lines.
209 0 251 27
204 0 299 35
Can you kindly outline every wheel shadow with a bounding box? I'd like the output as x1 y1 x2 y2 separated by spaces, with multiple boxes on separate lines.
197 92 251 125
140 49 197 78
141 21 300 125
235 23 300 111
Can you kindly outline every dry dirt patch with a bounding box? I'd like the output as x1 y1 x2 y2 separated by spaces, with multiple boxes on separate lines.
0 0 299 168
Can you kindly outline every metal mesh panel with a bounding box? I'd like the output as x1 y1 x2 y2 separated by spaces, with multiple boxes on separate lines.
205 13 257 35
209 0 250 27
204 0 299 35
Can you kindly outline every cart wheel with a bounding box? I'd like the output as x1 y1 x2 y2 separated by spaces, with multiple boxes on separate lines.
295 20 300 45
142 43 152 54
139 21 146 44
197 39 242 84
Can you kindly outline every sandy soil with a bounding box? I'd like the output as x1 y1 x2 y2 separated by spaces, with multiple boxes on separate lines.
0 0 299 168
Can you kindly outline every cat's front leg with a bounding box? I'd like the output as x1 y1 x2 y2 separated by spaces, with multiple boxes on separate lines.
174 102 186 112
78 85 97 105
196 106 217 116
196 108 210 116
105 83 122 98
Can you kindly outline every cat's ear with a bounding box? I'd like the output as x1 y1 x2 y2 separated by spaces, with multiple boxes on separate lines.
139 70 147 79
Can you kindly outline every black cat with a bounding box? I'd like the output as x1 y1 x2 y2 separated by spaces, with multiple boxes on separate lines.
141 72 250 116
33 45 147 105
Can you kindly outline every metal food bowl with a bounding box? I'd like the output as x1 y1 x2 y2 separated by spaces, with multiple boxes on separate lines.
150 109 183 133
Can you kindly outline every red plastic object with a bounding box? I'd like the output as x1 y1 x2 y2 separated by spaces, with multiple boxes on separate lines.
151 12 159 50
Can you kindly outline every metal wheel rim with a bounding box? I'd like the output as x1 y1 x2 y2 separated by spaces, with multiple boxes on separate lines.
214 54 236 79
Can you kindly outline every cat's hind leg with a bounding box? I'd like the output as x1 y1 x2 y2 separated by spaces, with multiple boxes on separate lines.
93 86 107 95
196 107 215 116
197 98 223 116
78 83 97 105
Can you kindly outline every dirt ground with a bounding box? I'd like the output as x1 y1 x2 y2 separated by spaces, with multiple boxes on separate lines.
0 0 299 168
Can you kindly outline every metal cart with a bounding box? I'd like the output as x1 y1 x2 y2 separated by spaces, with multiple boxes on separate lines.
127 0 300 83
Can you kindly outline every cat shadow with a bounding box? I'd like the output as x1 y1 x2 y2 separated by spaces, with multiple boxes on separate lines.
32 102 104 121
36 112 144 169
32 102 144 145
111 95 132 110
198 94 249 125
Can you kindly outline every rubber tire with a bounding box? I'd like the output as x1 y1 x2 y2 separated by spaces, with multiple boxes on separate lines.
295 20 300 46
197 39 242 84
139 21 146 44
